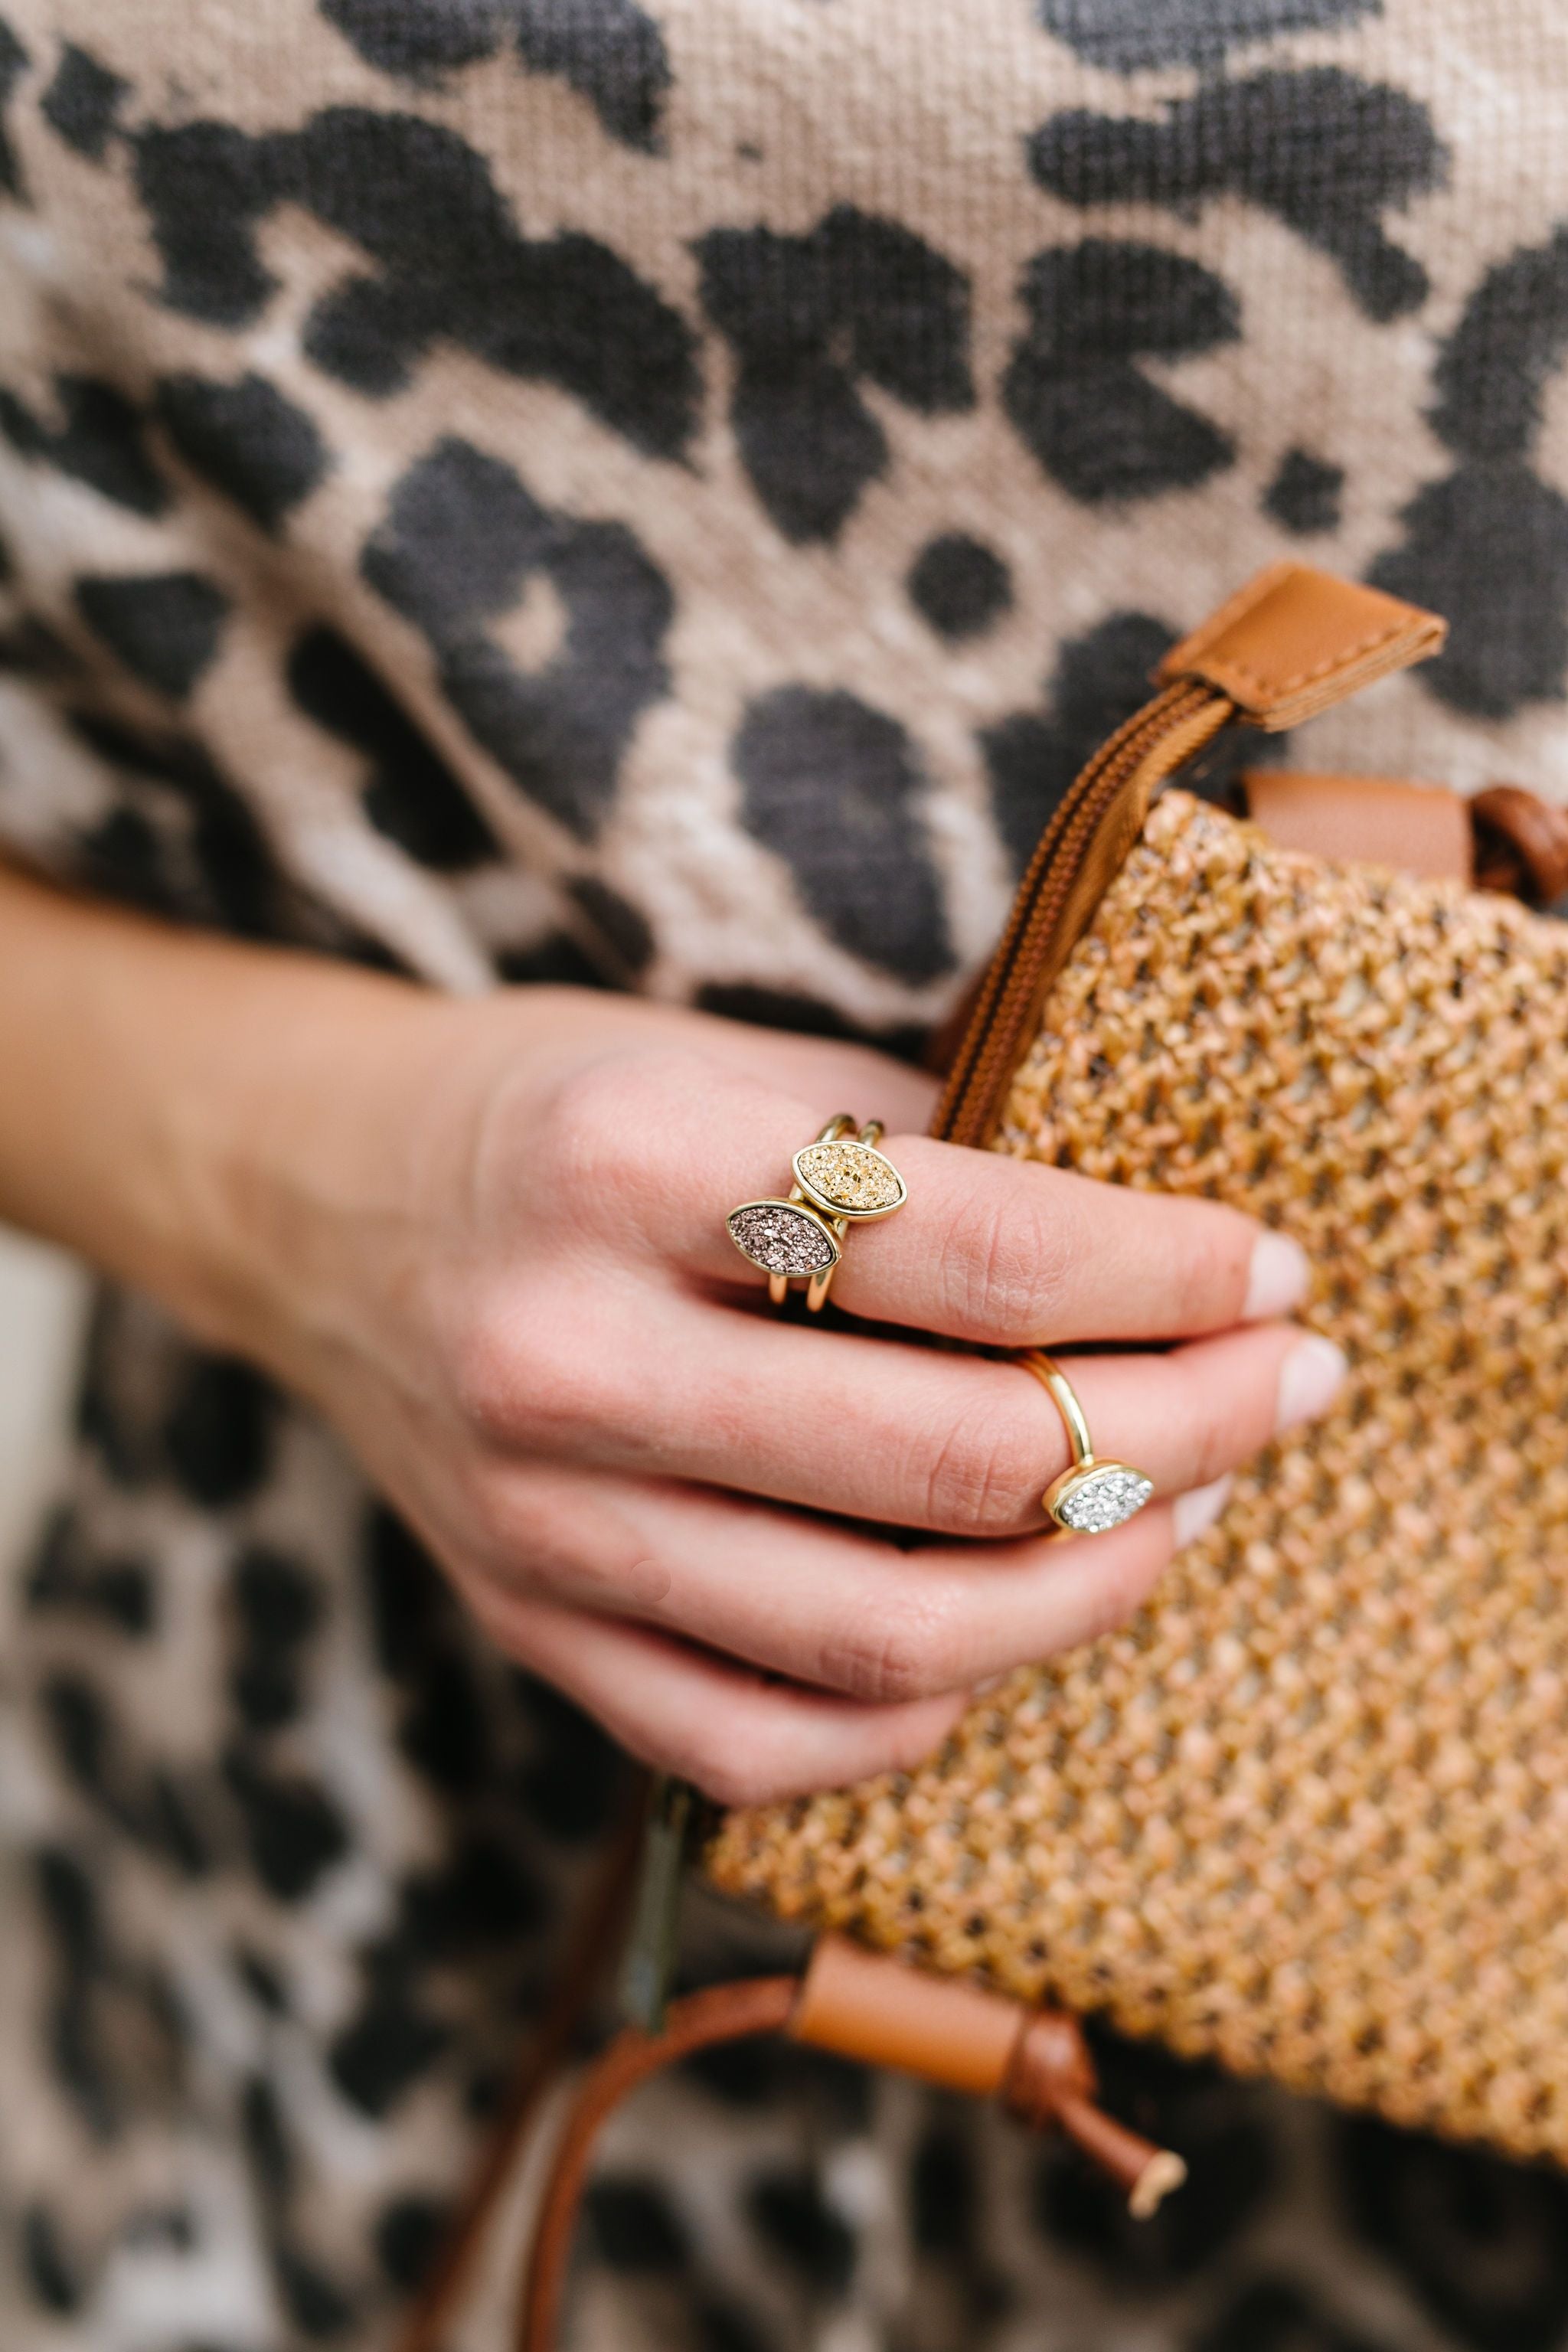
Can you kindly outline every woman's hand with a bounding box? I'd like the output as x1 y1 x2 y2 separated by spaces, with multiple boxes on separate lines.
218 984 1341 1808
0 876 1343 1808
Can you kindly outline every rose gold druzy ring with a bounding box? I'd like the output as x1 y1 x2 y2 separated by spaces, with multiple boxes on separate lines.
726 1115 908 1312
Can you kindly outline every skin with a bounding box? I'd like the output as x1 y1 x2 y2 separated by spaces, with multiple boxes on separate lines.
0 864 1344 1807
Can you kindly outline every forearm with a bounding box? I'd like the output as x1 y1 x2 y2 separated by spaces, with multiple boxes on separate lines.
0 860 439 1363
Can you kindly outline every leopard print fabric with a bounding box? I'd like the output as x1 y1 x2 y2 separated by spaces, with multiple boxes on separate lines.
4 2 1568 2346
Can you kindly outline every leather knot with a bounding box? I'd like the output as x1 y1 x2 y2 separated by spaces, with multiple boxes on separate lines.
1472 784 1568 907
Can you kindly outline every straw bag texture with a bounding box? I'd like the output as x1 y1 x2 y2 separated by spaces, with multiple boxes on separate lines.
704 565 1568 2167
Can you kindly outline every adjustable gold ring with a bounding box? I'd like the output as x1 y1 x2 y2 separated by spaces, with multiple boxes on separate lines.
726 1115 907 1313
1018 1351 1154 1534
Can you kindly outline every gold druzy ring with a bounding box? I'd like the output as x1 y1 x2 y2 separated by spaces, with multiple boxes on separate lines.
1018 1351 1153 1535
727 1115 907 1311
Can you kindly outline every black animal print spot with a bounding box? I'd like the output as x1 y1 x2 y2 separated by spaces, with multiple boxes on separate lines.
567 875 655 977
328 1984 452 2118
234 1943 289 2015
319 0 503 77
512 0 671 152
0 15 29 198
1265 446 1345 535
229 1546 324 1732
911 2119 976 2257
162 1352 279 1506
1028 70 1445 322
585 2177 691 2272
21 2205 82 2313
275 2246 357 2340
733 687 952 984
511 1674 629 1842
1370 224 1568 718
374 2195 449 2292
287 625 499 871
695 2295 777 2352
495 929 612 988
363 1506 453 1681
692 981 929 1063
69 711 299 940
399 1835 551 1958
1194 2275 1396 2352
398 1648 495 1793
0 612 83 679
697 207 974 542
1373 463 1568 717
906 533 1013 641
155 372 328 533
223 1746 350 1902
0 375 168 515
363 436 671 841
74 570 229 699
24 1517 156 1635
744 2167 856 2296
1338 2115 1568 2352
322 0 671 153
982 610 1176 874
40 42 128 160
1036 0 1379 73
132 107 701 456
1002 242 1238 505
34 1844 121 2139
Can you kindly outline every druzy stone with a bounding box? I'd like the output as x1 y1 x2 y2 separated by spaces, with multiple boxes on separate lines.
794 1138 905 1216
1054 1465 1153 1534
727 1200 838 1276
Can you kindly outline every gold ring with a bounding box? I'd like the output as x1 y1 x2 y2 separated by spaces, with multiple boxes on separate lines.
726 1116 907 1312
1018 1351 1153 1534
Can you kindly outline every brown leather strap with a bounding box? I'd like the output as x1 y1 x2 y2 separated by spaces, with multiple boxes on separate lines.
1241 769 1473 882
516 1978 801 2352
1158 563 1446 730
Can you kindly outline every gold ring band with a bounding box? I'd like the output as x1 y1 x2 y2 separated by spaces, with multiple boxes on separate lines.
1018 1351 1154 1534
726 1116 907 1311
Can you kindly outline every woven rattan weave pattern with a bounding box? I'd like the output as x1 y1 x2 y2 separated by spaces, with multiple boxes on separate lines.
707 790 1568 2163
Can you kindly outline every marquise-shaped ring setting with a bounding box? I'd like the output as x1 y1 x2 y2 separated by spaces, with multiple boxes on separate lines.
727 1197 841 1282
792 1136 909 1221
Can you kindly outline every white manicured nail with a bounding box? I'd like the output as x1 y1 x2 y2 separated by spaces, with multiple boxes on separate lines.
1243 1230 1311 1320
1275 1334 1348 1434
1173 1474 1233 1547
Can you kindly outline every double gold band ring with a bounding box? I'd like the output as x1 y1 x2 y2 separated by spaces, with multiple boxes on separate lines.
727 1115 908 1312
1018 1351 1153 1534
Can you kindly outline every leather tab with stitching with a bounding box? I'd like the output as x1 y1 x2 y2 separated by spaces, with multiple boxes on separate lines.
1157 562 1446 730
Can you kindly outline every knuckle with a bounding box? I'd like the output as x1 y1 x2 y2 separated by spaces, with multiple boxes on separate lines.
920 1390 1040 1536
815 1594 958 1704
1166 1218 1246 1332
942 1177 1076 1343
452 1288 629 1449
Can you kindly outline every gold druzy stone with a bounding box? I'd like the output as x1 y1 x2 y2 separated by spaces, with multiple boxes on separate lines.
793 1139 906 1218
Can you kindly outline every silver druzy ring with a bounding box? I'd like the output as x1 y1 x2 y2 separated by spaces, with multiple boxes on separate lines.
727 1115 907 1312
1018 1350 1154 1535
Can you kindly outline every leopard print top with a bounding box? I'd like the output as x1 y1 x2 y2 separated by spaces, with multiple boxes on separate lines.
5 4 1568 2348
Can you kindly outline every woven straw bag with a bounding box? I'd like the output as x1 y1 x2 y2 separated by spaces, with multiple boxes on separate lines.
401 567 1568 2352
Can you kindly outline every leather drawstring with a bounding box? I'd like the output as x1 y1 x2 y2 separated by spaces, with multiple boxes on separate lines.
513 1951 1187 2352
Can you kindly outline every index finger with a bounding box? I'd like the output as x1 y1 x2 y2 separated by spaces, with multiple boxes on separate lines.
672 1096 1306 1348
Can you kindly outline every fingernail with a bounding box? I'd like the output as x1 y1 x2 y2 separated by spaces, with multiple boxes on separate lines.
1173 1473 1233 1547
972 1671 1009 1696
1275 1334 1348 1434
1244 1230 1311 1320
